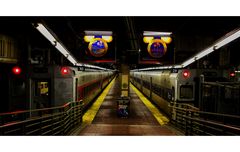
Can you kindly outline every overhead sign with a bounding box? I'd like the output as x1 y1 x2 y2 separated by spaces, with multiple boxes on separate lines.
139 31 174 65
88 37 108 57
80 31 115 63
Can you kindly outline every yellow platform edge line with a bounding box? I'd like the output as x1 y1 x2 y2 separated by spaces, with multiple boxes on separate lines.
130 83 169 125
82 78 116 124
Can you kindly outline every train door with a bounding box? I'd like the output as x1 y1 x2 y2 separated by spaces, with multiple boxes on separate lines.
0 74 9 112
194 76 200 108
75 78 78 102
8 78 27 111
31 79 51 110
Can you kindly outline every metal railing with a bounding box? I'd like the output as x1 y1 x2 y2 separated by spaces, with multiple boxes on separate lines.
200 81 240 115
0 100 83 135
170 103 240 135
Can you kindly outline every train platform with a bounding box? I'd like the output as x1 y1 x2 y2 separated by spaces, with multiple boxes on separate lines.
71 77 183 135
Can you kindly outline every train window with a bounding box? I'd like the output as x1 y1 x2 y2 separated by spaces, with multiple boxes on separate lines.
11 80 26 96
180 85 193 99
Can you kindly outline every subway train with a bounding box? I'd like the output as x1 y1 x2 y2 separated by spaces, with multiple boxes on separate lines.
130 68 228 116
0 65 115 113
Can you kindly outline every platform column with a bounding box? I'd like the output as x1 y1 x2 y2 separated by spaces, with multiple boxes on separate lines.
120 64 130 97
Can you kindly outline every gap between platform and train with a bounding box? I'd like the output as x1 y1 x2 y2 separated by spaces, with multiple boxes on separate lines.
130 83 169 126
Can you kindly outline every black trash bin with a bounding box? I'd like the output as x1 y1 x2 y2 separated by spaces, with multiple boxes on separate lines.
117 96 130 117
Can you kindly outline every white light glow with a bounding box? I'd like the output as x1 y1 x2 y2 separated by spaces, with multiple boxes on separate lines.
131 64 184 72
143 31 172 36
174 65 182 69
195 47 214 59
55 42 78 65
84 31 112 36
181 57 196 68
215 29 240 49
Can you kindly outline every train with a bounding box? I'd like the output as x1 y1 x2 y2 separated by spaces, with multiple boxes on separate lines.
130 68 228 116
29 65 115 111
0 64 115 113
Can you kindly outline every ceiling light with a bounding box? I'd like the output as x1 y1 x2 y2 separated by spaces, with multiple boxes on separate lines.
35 23 56 45
143 31 172 36
84 30 112 36
214 29 240 49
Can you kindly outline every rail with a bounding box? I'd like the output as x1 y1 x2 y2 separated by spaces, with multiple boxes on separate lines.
0 100 83 135
170 103 240 135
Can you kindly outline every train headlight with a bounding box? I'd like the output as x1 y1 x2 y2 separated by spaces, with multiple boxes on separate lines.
182 70 190 78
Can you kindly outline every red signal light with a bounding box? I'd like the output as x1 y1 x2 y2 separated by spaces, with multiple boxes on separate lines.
183 70 190 78
230 72 235 77
12 66 21 75
61 67 69 75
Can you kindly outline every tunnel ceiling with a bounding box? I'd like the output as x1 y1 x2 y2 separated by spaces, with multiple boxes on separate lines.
1 17 240 69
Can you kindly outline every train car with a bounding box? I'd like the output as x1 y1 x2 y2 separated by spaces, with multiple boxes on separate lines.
130 68 225 116
26 65 114 111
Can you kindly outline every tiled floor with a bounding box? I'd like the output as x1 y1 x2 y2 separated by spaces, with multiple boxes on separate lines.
77 77 182 136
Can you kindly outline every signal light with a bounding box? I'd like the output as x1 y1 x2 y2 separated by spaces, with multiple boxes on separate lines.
61 67 69 75
12 66 21 75
183 70 190 78
230 72 235 77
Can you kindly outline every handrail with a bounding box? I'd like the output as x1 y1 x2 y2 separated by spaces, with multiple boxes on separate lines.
0 102 72 117
0 100 83 135
169 103 240 135
170 105 240 119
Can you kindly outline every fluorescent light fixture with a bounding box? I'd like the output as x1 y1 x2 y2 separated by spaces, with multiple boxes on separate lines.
132 64 184 72
55 42 77 65
35 23 112 71
195 47 214 60
214 29 240 49
181 57 196 68
76 63 110 71
235 71 240 73
143 31 172 36
181 28 240 68
174 65 182 69
35 23 56 45
84 30 112 36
